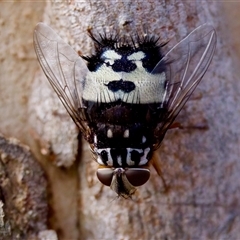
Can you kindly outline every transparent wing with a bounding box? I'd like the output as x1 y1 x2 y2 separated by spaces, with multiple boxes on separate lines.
152 24 217 145
33 23 89 135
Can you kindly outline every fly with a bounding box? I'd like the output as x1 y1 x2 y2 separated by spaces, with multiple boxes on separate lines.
33 23 216 198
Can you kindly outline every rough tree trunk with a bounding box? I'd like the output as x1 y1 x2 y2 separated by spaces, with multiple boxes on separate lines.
0 1 240 240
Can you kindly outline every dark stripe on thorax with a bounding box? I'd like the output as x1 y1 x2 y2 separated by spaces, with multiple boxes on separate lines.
110 148 127 168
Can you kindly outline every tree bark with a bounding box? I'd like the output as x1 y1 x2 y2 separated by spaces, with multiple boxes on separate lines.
0 134 48 240
1 1 240 240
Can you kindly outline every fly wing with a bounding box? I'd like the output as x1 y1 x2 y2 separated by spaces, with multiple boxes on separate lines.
152 24 217 146
33 23 89 135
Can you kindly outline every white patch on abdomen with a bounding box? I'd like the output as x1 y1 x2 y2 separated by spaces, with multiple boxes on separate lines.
83 69 166 104
127 51 145 61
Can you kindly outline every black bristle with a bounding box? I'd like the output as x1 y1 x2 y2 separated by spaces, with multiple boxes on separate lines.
82 31 166 72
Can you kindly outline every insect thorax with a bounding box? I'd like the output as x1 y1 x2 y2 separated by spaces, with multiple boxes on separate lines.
86 101 167 167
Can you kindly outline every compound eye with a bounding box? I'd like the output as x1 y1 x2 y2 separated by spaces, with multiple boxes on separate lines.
125 168 150 187
96 168 114 186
